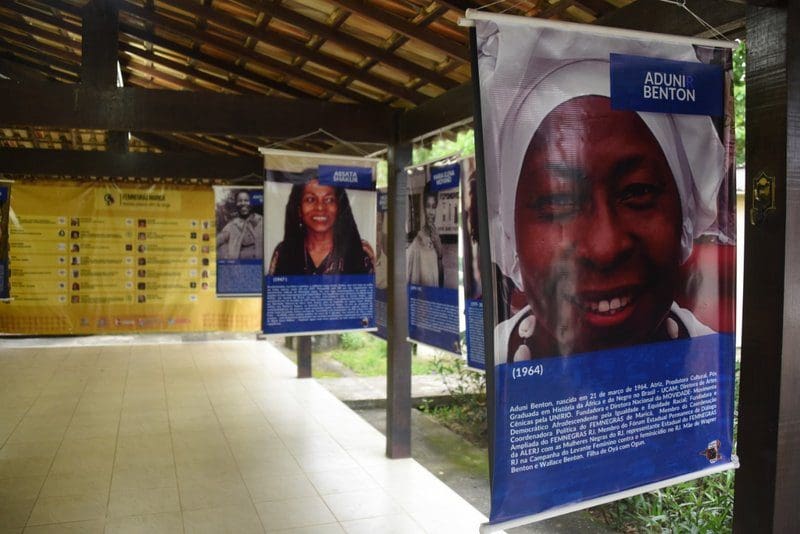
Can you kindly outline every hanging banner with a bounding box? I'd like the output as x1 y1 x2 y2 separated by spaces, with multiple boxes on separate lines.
261 149 380 335
459 156 485 369
469 13 737 529
214 186 264 297
0 181 10 300
374 188 389 339
0 181 261 334
406 157 462 355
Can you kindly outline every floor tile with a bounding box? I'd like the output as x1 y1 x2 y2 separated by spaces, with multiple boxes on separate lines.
243 473 318 503
111 465 177 492
322 489 402 522
22 519 105 533
341 513 425 534
105 512 183 534
39 471 111 499
0 496 36 528
26 494 107 525
306 467 378 496
178 474 251 511
183 503 264 534
108 486 181 518
254 496 336 531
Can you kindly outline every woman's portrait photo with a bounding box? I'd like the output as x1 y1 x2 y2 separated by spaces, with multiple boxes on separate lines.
460 160 481 301
215 188 264 261
405 166 460 289
482 32 735 363
267 172 375 276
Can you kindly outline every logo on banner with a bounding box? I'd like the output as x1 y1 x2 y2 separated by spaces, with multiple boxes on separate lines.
610 53 723 116
429 163 461 191
318 165 374 190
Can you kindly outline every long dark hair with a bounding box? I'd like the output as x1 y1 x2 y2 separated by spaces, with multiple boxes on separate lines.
273 181 370 274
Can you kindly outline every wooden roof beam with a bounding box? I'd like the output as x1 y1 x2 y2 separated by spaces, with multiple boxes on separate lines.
0 81 396 143
0 147 261 178
325 0 469 62
152 0 425 104
238 0 458 90
120 4 374 104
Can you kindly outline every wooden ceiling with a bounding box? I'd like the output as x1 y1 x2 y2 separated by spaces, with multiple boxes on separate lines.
0 0 640 156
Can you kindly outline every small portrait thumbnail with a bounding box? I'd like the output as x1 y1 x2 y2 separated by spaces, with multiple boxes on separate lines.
137 282 146 290
202 282 208 290
72 270 79 279
201 270 208 279
70 230 80 239
202 221 209 229
71 257 80 265
202 258 209 266
137 295 146 303
71 282 80 291
138 232 146 240
137 269 146 278
71 243 80 253
125 244 133 251
202 233 210 242
70 217 79 227
71 295 80 304
138 219 147 228
201 245 209 254
138 257 146 266
138 244 147 253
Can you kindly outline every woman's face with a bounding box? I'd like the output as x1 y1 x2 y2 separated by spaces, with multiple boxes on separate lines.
424 194 437 228
514 96 682 354
300 179 338 234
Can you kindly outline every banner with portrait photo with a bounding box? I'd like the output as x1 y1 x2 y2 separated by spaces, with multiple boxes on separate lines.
459 156 485 369
406 157 462 355
0 181 10 300
469 13 737 529
261 149 380 335
374 189 389 339
214 185 264 297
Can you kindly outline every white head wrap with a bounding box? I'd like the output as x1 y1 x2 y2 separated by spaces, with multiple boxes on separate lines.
477 21 729 289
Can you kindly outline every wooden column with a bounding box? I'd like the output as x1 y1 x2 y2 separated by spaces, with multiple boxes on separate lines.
733 3 800 532
386 115 413 458
81 0 128 151
296 336 312 379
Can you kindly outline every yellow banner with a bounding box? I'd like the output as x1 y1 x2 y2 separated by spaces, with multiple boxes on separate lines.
0 182 260 334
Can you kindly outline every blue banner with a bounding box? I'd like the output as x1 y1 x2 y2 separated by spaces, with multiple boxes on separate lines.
610 53 724 117
373 189 388 339
465 300 485 369
430 163 461 191
318 165 375 190
491 334 735 523
216 259 262 296
408 284 460 354
263 274 375 334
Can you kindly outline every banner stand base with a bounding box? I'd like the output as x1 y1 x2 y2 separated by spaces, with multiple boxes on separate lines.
480 458 739 534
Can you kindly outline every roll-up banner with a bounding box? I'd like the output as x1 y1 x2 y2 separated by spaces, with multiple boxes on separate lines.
0 181 261 334
374 188 388 339
466 12 737 530
261 149 380 335
214 186 264 297
459 156 485 369
406 156 462 355
0 181 11 300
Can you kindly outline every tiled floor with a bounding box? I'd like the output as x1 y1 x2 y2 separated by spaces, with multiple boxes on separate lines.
0 339 489 533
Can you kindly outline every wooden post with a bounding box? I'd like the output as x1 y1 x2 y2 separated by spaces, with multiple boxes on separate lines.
386 114 413 458
296 336 312 379
81 0 128 152
733 3 800 532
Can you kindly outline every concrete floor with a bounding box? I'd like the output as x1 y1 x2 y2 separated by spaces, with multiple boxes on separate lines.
0 338 489 533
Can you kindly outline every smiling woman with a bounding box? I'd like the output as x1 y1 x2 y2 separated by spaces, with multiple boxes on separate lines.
493 59 727 362
268 178 375 275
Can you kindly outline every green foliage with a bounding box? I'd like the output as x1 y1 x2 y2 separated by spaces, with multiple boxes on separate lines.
329 332 438 376
421 354 488 446
733 40 746 167
593 469 734 533
413 128 476 165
